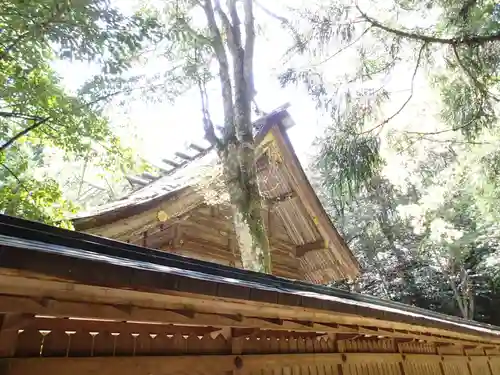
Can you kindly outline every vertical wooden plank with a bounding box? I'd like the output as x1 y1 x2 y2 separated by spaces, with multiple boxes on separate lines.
41 329 67 357
171 333 187 355
291 364 301 375
248 337 261 354
262 336 273 354
304 338 314 353
296 338 305 353
0 314 30 357
312 338 323 354
92 332 112 357
269 337 280 354
279 337 290 354
187 333 201 354
120 333 138 356
149 334 169 356
14 329 40 358
469 357 493 375
317 362 327 375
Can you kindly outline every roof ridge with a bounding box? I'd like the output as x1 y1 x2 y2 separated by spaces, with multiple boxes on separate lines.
126 103 292 190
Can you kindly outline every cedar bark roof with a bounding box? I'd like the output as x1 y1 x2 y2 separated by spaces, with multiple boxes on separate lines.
70 105 359 282
1 214 500 342
71 104 293 223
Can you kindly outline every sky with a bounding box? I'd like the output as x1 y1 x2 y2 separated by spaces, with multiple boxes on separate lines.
50 0 445 206
52 0 324 173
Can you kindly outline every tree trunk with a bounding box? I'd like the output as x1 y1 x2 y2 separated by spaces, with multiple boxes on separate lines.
201 0 272 273
222 141 271 273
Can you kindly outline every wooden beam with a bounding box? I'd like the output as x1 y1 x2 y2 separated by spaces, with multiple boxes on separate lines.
296 240 326 257
0 354 346 375
174 152 193 161
162 159 181 168
24 317 218 336
0 272 497 347
189 143 208 153
1 353 495 375
139 172 159 181
83 188 205 238
264 191 297 207
0 293 493 348
1 355 239 375
156 165 173 175
125 176 148 186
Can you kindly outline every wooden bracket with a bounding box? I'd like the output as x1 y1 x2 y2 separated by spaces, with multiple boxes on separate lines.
295 320 314 328
256 317 283 326
296 240 327 257
169 309 196 319
264 191 297 207
220 314 244 322
114 304 134 315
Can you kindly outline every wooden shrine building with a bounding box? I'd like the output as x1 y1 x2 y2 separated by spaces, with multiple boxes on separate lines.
0 105 499 375
72 105 359 283
0 215 499 375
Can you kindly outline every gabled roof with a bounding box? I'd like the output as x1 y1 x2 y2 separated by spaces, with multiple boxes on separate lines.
72 104 293 224
72 105 359 281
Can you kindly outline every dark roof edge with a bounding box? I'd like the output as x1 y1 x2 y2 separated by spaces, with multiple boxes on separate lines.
0 213 499 338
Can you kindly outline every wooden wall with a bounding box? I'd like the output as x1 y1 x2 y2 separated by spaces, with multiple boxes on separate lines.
125 205 302 280
4 325 499 375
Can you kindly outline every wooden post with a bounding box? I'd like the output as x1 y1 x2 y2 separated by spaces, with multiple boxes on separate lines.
0 314 32 358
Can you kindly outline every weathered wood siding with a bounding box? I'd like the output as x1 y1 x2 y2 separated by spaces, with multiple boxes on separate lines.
125 205 301 279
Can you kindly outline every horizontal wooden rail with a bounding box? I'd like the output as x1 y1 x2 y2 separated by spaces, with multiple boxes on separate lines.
1 353 499 375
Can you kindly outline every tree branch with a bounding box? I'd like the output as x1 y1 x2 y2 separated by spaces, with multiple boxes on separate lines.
254 1 300 42
0 81 172 153
213 0 239 55
359 43 426 135
452 45 499 101
356 5 500 45
403 113 482 136
0 117 51 152
202 0 236 144
226 0 243 52
311 27 372 68
0 3 68 61
1 163 24 187
404 133 492 146
0 111 44 121
221 0 253 143
243 0 256 99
